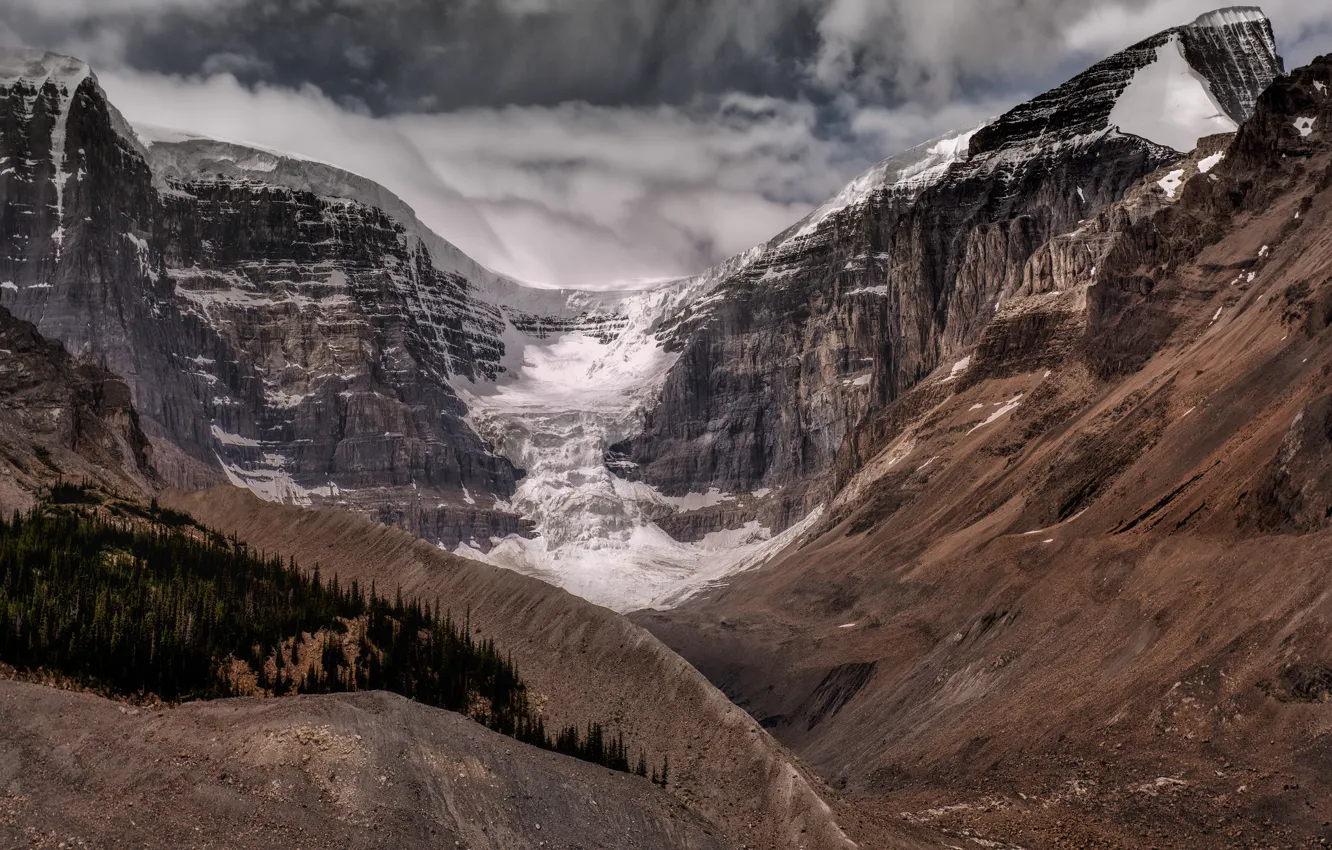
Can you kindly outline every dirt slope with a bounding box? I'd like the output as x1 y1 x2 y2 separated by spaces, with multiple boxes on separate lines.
163 486 886 850
0 680 723 850
638 58 1332 849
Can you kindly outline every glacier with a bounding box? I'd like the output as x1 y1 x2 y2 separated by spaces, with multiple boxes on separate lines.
453 279 826 613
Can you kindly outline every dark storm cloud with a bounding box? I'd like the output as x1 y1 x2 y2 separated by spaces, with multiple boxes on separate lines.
5 0 824 113
3 0 1331 287
8 0 1332 115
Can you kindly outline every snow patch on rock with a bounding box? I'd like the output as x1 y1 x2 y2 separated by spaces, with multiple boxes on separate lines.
942 355 972 383
1109 35 1239 152
1197 151 1225 173
1158 169 1186 198
791 122 989 240
969 395 1023 434
1190 7 1268 29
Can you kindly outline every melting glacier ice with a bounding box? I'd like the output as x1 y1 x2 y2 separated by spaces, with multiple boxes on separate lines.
454 284 823 613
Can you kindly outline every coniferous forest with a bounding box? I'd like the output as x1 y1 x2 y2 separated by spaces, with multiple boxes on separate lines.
0 493 663 779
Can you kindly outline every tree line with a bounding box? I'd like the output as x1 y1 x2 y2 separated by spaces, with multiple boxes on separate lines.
0 496 668 781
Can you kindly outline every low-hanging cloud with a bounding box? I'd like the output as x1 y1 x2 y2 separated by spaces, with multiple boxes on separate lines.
103 67 998 286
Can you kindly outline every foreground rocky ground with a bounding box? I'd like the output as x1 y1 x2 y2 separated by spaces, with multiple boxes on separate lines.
0 681 724 850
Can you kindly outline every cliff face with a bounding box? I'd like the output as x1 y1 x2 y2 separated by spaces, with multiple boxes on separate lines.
0 52 522 547
623 9 1282 515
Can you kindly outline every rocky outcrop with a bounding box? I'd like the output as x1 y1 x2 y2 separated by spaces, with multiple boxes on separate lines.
505 308 629 342
1245 394 1332 532
0 305 154 512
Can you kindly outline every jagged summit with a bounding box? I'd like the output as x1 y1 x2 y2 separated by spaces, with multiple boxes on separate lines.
972 5 1278 158
138 123 522 293
1192 5 1269 28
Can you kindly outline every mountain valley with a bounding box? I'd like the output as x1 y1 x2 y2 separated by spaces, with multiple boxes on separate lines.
2 5 1332 848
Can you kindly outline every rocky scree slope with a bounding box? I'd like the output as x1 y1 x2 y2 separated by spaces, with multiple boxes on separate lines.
638 54 1332 849
165 485 872 850
0 681 725 850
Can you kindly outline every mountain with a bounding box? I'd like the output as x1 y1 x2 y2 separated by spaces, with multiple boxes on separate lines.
0 52 521 547
0 8 1285 615
638 48 1332 850
462 6 1282 609
1 5 1329 849
621 7 1281 506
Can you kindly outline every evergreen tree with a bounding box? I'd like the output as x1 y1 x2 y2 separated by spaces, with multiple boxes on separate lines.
0 497 642 776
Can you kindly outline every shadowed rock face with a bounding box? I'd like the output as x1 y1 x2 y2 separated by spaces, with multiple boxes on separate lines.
0 305 154 512
0 51 522 546
621 11 1281 518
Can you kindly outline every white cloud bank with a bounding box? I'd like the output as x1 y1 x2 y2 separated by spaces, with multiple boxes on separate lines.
101 68 1000 288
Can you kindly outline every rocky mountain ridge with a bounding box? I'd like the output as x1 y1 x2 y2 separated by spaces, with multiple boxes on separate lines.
0 54 527 548
622 6 1282 511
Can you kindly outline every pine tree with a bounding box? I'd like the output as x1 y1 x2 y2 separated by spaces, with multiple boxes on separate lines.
0 502 645 777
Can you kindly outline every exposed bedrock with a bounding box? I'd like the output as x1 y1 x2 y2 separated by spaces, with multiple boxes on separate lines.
0 53 522 546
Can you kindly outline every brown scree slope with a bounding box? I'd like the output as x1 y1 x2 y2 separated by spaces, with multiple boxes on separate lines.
637 57 1332 850
0 680 724 850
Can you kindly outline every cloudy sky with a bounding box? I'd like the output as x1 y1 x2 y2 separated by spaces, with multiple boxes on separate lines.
2 0 1330 287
